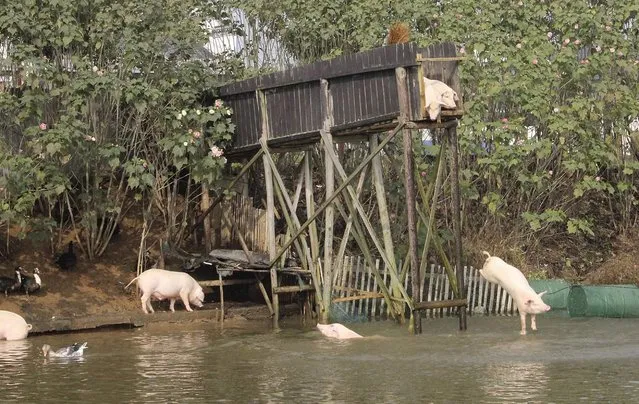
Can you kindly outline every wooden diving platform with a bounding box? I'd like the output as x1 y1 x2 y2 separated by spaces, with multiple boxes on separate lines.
219 42 462 156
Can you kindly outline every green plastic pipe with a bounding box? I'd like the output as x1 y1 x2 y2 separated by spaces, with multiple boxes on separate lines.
568 285 639 318
529 279 571 310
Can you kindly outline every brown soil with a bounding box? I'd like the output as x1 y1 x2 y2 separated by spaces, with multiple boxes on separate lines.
0 231 144 321
583 230 639 285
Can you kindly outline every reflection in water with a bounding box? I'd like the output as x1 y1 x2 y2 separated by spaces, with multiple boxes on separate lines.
0 339 31 363
133 330 208 401
481 362 548 402
1 317 639 402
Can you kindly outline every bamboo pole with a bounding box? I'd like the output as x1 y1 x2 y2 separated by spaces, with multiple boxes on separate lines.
370 134 400 313
269 119 409 266
320 78 335 324
332 195 398 318
318 129 413 312
448 123 467 330
304 152 320 262
258 89 279 329
260 139 323 312
219 272 225 323
396 67 420 333
254 275 274 316
334 167 368 283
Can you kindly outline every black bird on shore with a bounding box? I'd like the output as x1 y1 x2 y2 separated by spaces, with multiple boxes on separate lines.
20 267 42 296
0 268 22 296
55 241 77 271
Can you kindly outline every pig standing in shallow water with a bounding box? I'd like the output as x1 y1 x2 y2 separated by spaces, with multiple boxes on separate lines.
0 310 32 341
480 252 551 335
125 268 205 314
316 323 363 340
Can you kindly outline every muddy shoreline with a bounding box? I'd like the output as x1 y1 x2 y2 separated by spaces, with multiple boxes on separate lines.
23 302 301 335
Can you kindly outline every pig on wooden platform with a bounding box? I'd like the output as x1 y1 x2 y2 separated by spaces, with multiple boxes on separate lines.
480 251 551 335
125 268 205 314
0 310 32 341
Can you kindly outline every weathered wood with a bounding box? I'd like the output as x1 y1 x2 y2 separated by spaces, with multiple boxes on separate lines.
332 292 385 303
396 66 421 333
259 89 279 329
273 284 315 294
189 149 264 235
414 299 467 311
198 278 258 287
319 77 335 324
447 123 466 330
253 275 274 316
370 133 399 305
269 119 407 266
319 129 413 313
304 152 320 262
333 166 368 283
218 272 225 322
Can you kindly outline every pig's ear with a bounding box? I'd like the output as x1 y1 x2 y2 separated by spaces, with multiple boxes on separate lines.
538 291 547 298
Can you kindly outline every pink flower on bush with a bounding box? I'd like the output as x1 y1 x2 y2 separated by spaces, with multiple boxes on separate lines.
595 176 601 182
532 58 538 65
501 118 508 123
39 122 47 130
214 99 223 108
548 170 553 176
547 32 553 39
210 146 224 158
193 131 201 139
421 171 427 177
574 39 581 45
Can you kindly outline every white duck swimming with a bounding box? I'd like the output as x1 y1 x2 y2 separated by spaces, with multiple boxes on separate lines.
42 342 88 358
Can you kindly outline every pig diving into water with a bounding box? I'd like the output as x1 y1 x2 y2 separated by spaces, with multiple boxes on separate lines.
480 251 551 335
125 268 205 314
316 323 363 340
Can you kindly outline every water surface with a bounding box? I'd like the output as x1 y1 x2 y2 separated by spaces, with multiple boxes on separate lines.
2 315 638 403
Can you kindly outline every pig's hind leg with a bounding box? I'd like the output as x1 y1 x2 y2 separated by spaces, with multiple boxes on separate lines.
141 292 154 314
179 289 193 312
169 299 176 312
519 312 527 335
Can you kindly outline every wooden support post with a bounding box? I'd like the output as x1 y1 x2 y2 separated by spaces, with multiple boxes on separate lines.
254 275 274 316
318 129 414 316
258 89 279 329
396 67 421 333
259 139 323 311
271 119 409 265
370 134 403 322
448 122 467 331
320 78 335 324
304 151 320 262
219 272 225 323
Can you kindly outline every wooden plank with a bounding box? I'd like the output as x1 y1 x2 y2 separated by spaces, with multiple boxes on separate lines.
198 278 257 287
333 292 385 303
371 260 384 318
414 298 467 311
273 284 315 294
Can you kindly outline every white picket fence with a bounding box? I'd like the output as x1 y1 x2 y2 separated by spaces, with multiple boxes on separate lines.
330 256 516 319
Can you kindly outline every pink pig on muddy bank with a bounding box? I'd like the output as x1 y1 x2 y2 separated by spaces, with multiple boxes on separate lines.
0 310 33 341
125 269 205 314
480 251 551 335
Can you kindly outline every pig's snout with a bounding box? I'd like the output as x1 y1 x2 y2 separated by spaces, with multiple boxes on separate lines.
544 304 551 312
